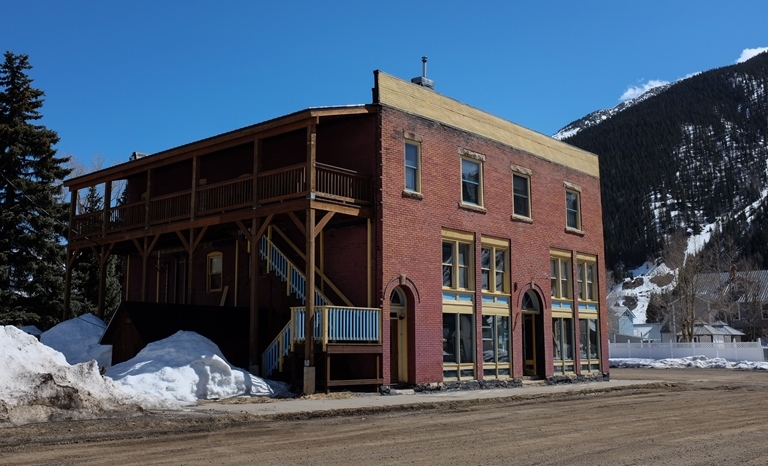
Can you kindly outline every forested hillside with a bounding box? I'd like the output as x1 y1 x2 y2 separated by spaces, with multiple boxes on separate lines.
561 52 768 274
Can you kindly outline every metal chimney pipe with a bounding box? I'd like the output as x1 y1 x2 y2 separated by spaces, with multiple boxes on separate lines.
422 56 428 78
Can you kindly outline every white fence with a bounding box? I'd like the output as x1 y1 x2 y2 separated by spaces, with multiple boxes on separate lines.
609 341 766 362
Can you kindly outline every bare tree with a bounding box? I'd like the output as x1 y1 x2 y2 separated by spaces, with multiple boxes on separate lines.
655 230 740 342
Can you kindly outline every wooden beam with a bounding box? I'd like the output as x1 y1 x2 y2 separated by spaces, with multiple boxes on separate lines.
287 211 306 237
314 211 335 238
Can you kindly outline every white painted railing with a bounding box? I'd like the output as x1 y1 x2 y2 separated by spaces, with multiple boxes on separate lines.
609 341 765 362
292 306 382 350
261 321 292 378
259 235 330 306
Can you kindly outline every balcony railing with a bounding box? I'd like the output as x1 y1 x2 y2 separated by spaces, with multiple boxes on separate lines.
70 162 374 240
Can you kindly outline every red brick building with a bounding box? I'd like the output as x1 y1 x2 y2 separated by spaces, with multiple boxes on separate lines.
64 71 608 393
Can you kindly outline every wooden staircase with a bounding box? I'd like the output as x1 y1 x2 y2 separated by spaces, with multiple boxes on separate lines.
258 233 382 391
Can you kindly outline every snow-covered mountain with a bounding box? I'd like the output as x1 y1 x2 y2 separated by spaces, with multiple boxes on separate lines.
559 52 768 273
553 84 672 140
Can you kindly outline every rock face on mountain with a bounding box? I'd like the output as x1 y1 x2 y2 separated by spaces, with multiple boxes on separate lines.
559 52 768 273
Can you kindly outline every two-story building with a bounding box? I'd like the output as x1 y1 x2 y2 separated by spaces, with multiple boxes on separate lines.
64 70 608 393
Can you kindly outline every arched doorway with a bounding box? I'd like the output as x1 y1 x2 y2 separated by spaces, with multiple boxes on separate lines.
521 289 544 377
389 287 408 384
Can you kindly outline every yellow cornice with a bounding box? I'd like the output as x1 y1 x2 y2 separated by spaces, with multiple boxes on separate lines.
374 71 600 178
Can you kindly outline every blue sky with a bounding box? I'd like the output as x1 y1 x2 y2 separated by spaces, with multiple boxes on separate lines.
3 1 768 172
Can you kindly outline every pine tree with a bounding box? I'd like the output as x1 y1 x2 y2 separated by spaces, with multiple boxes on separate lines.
0 52 71 328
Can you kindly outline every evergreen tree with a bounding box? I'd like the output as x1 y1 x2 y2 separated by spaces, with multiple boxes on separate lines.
0 52 71 328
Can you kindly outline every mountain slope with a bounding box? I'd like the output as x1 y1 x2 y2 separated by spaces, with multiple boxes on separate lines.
553 83 672 140
560 52 768 273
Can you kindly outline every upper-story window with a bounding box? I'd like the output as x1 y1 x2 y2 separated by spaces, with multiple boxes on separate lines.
405 141 421 193
564 182 582 231
207 252 223 292
457 148 485 208
513 173 531 218
461 158 482 205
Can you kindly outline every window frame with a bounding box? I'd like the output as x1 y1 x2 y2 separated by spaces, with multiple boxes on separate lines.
460 157 483 206
553 317 575 375
565 188 581 231
550 254 572 300
579 317 601 373
481 313 511 379
577 259 597 302
442 237 474 292
207 252 223 293
512 172 531 219
404 140 421 193
458 149 485 208
480 240 508 295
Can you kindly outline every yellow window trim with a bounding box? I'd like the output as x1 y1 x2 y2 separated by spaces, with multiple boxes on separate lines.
442 303 474 314
552 309 574 319
550 248 572 260
481 304 510 315
481 236 509 248
442 228 474 242
576 253 597 262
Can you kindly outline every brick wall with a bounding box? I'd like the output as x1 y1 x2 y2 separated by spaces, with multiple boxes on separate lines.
378 106 607 384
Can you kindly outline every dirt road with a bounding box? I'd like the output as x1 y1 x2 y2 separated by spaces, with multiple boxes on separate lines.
2 368 768 465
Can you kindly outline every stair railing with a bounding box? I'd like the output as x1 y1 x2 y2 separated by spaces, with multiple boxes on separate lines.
261 321 292 378
259 234 331 306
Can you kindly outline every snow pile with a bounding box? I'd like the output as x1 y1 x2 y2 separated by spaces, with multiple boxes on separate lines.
106 331 293 406
0 326 147 425
41 313 112 368
2 315 293 425
610 355 768 370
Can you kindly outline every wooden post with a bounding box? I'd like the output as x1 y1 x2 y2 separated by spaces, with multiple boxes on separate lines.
249 217 261 374
252 139 260 208
304 207 316 394
303 124 317 394
187 229 195 305
103 180 111 237
190 156 198 220
145 169 152 228
141 236 149 301
97 245 108 318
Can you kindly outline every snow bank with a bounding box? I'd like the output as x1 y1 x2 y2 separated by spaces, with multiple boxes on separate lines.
0 326 147 425
106 331 293 406
610 355 768 370
40 313 112 368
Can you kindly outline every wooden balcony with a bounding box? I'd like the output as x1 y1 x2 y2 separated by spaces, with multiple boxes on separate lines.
70 162 374 241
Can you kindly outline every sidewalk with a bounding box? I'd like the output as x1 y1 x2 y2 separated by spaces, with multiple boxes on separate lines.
191 378 658 416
